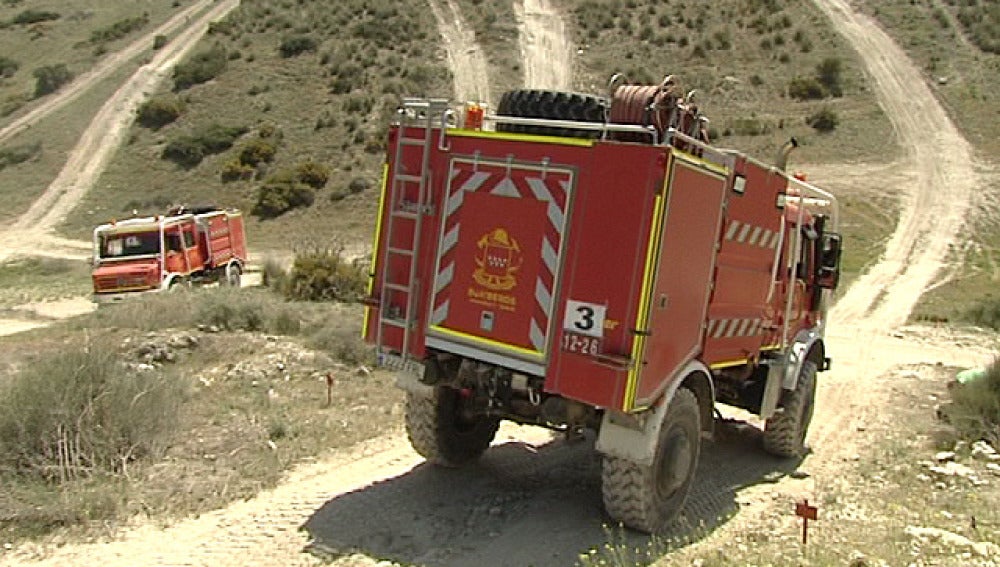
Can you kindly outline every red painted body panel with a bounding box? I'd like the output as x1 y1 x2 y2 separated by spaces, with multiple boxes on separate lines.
634 157 727 407
365 124 825 411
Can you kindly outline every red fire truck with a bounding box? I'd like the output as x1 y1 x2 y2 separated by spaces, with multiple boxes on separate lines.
363 81 842 533
91 206 247 302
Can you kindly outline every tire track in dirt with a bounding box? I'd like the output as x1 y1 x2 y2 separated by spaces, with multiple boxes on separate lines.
819 0 977 329
426 0 492 106
0 0 219 146
515 0 573 90
0 0 241 265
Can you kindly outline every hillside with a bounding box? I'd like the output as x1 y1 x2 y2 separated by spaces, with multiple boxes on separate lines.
54 0 899 258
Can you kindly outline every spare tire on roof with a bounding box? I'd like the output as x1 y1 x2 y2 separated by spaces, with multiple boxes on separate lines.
494 89 608 139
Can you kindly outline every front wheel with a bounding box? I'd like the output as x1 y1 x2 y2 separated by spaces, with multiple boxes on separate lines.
762 361 817 458
405 386 500 467
602 388 701 534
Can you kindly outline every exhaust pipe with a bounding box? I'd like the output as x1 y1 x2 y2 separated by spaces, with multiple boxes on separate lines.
776 137 798 171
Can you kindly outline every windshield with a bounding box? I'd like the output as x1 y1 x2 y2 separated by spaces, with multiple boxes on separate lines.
98 231 160 259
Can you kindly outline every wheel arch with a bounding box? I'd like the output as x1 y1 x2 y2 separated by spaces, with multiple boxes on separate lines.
781 327 826 391
596 359 714 465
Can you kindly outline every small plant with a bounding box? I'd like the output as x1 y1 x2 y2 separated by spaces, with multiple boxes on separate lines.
220 159 254 182
806 107 839 132
279 34 318 58
0 141 40 170
252 179 315 218
238 138 277 167
816 57 844 97
0 55 19 77
172 45 227 91
137 95 185 130
788 76 824 100
10 9 59 25
153 34 168 50
32 64 73 97
284 247 366 302
294 160 330 189
162 123 247 168
942 356 1000 445
90 14 148 44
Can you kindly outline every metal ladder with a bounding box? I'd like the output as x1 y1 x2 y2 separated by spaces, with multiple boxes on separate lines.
375 98 450 368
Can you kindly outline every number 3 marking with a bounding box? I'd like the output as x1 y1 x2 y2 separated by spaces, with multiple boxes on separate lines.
563 300 606 338
574 306 595 331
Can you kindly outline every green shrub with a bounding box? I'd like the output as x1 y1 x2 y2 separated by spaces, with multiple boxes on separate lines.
788 76 824 100
0 339 185 481
0 55 19 77
964 296 1000 330
261 257 287 290
0 141 40 170
172 45 227 91
806 107 839 132
279 35 318 58
162 123 246 168
816 57 844 97
11 9 59 25
137 95 185 129
90 14 148 44
294 160 330 189
252 180 315 218
153 34 168 50
32 64 73 97
238 138 277 166
220 159 254 182
285 248 366 302
943 357 1000 445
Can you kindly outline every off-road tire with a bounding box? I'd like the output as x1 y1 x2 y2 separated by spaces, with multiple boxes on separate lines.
405 386 500 467
763 360 817 458
224 263 242 287
601 388 701 534
495 89 607 139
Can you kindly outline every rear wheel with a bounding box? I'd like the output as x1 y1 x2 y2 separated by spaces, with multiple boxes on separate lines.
602 388 701 533
405 386 500 467
762 361 817 458
495 89 607 139
224 263 242 287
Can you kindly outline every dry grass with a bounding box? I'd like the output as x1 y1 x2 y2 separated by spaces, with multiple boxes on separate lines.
0 288 397 543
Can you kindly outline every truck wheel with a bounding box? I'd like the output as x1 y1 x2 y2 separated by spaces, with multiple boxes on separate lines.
601 388 700 534
224 264 242 287
405 386 500 467
495 89 607 139
762 361 817 458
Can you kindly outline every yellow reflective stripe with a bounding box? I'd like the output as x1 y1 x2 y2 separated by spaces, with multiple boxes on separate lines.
362 163 390 339
447 129 596 147
671 147 730 177
623 172 669 411
429 325 545 359
709 358 749 370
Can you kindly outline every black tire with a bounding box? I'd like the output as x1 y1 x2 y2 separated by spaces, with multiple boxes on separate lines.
495 89 607 139
224 264 242 287
763 361 817 458
405 386 500 467
601 388 701 534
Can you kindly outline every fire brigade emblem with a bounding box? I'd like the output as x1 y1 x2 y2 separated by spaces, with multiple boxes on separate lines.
473 228 522 291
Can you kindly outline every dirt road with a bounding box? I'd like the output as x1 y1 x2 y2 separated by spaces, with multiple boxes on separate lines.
0 0 991 565
0 1 241 335
515 0 574 90
427 0 492 106
0 0 221 147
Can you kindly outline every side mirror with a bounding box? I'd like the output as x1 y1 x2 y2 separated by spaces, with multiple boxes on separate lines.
816 232 842 289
